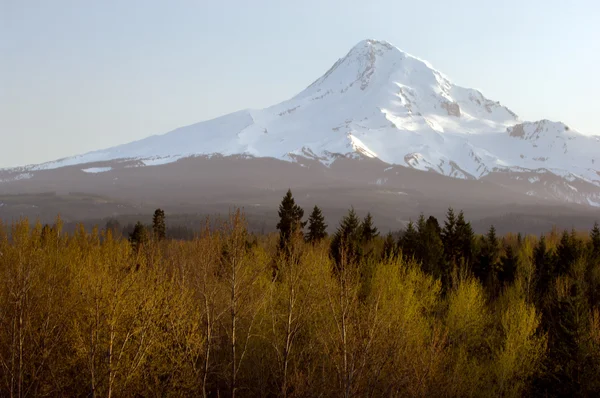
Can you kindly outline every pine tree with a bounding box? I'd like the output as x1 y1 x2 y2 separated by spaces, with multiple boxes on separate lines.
500 242 517 285
276 189 305 252
360 212 379 243
534 235 554 303
399 220 419 261
555 230 579 275
475 225 501 289
305 205 327 244
588 222 600 311
543 272 591 397
381 232 398 260
129 221 149 253
330 207 362 271
455 210 474 267
426 215 442 237
591 222 600 259
152 208 166 241
442 207 459 266
417 215 444 278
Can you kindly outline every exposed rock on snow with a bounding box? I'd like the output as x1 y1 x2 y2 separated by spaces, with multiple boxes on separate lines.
6 39 600 205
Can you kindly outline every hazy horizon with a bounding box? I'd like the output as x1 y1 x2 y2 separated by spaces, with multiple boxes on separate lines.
2 0 599 168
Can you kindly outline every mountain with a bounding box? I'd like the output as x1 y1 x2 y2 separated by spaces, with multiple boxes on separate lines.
2 39 600 227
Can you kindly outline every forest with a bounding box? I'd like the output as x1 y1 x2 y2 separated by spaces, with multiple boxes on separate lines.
0 189 599 397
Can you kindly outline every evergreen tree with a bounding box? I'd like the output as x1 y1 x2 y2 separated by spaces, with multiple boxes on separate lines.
442 207 459 266
476 225 501 289
276 189 305 252
416 215 444 278
330 207 362 271
499 242 517 285
534 235 554 304
399 220 419 261
588 222 600 309
305 205 327 244
591 222 600 260
360 212 379 243
541 270 591 397
555 230 581 275
382 232 398 260
455 210 475 267
426 215 442 237
152 208 166 241
129 221 149 253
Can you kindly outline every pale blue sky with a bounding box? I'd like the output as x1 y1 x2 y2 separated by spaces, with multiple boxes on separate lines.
2 0 599 168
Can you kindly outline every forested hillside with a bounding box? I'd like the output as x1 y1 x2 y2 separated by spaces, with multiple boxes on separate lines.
0 191 599 397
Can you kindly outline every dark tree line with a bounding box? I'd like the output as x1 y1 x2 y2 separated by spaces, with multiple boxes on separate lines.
274 190 600 397
2 188 600 397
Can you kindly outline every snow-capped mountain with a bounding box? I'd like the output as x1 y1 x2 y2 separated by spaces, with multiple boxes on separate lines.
6 39 600 205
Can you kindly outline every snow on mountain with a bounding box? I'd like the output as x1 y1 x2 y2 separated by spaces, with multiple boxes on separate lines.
12 39 600 201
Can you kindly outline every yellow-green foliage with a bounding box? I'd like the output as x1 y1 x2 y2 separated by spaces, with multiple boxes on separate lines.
494 298 545 397
0 216 563 397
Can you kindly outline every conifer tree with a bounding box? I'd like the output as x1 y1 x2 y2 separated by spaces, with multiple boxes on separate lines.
442 207 459 266
399 220 419 261
276 189 305 252
500 243 517 285
475 225 501 289
555 230 580 275
534 235 554 304
130 221 149 252
591 222 600 259
588 222 600 309
305 205 327 244
360 212 379 243
455 210 474 267
381 232 398 260
330 207 362 270
542 268 591 397
152 208 166 241
416 215 444 278
426 215 442 237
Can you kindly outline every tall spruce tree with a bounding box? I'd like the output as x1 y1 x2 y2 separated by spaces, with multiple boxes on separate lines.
588 222 600 309
455 210 474 267
591 222 600 258
399 221 419 261
330 207 362 271
542 270 591 397
360 212 379 243
555 230 580 275
152 208 166 241
534 235 554 304
130 221 149 253
417 215 444 278
499 242 517 286
475 225 501 289
306 205 327 244
442 207 459 266
276 189 305 252
382 232 398 260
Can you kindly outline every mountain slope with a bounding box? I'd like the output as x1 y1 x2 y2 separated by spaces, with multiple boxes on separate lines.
5 39 600 205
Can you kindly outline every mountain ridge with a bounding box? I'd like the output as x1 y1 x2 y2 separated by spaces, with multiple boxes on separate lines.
3 39 600 206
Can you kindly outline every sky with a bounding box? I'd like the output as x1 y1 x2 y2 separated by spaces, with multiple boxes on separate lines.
1 0 599 168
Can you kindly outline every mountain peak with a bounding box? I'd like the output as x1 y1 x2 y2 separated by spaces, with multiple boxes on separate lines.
9 39 598 208
300 39 439 98
348 39 396 53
